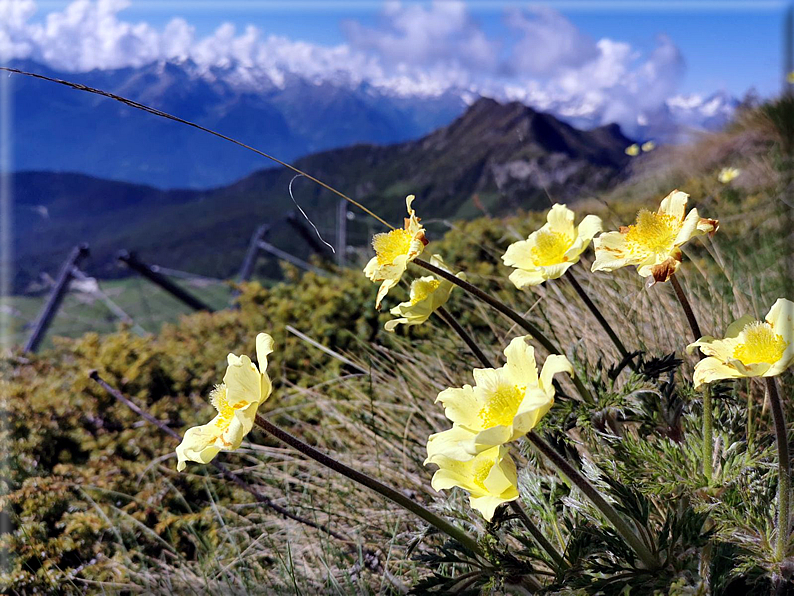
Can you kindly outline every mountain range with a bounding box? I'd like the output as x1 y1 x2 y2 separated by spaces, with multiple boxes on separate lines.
9 58 737 189
14 97 633 293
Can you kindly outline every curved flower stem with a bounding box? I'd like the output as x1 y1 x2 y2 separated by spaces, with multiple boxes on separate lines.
669 273 713 483
414 258 594 405
253 414 484 558
669 274 702 339
767 377 791 561
436 306 492 369
564 270 633 368
525 431 661 570
88 372 351 543
509 501 569 572
701 386 714 483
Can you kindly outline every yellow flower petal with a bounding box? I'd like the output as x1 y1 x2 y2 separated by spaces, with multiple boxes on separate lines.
425 425 479 463
176 334 275 471
565 214 603 259
539 354 574 391
433 336 569 453
546 203 576 235
659 190 689 220
507 268 546 288
363 195 427 309
693 356 746 388
591 231 632 272
176 422 223 472
625 144 640 156
690 300 794 386
427 446 519 521
592 189 716 282
504 336 540 387
384 255 463 331
717 167 740 184
503 205 600 287
436 385 481 428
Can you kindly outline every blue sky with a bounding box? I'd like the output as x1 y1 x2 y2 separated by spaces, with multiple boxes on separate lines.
3 0 789 139
26 0 788 98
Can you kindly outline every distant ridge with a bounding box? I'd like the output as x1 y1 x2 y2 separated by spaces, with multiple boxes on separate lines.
9 59 737 189
14 97 632 293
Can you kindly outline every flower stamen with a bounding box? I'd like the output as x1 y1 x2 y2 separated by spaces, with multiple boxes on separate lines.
624 210 679 255
410 279 441 305
531 230 572 266
479 384 525 428
210 384 248 429
733 322 788 365
373 229 414 265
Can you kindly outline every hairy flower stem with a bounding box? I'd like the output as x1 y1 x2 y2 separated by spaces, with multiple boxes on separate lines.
253 414 484 558
436 306 492 368
88 371 351 543
413 258 594 405
564 271 633 368
508 501 569 572
767 377 791 561
525 432 661 570
669 274 702 339
669 273 713 483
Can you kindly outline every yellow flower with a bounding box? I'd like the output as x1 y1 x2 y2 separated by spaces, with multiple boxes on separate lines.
384 255 464 332
717 167 740 184
625 144 640 156
788 71 794 84
688 299 794 388
591 189 718 283
641 141 656 152
502 203 602 288
426 445 519 521
427 336 572 457
176 333 274 471
363 195 428 309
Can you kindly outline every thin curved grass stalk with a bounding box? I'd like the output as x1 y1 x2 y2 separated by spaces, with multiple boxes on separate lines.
252 414 485 558
525 432 661 570
88 371 351 543
564 270 634 369
669 273 713 483
0 66 393 230
767 377 791 562
414 257 594 404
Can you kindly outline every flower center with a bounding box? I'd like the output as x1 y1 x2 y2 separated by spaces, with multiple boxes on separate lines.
624 210 680 254
373 229 414 265
471 457 495 490
531 230 572 266
410 279 441 305
733 322 788 365
479 384 524 428
210 384 248 429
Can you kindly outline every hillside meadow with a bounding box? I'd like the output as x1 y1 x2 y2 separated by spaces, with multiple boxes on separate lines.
2 100 794 594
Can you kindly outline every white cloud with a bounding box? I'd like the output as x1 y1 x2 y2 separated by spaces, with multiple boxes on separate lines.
504 6 598 76
343 0 499 73
0 0 712 136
